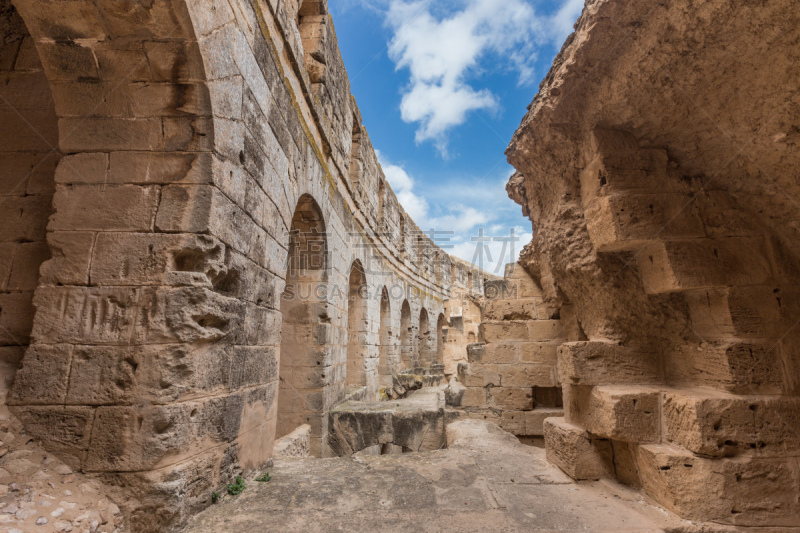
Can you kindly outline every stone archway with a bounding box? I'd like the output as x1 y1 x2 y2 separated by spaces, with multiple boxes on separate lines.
436 313 446 364
345 260 367 390
419 307 433 367
278 194 328 456
400 299 412 369
378 286 392 387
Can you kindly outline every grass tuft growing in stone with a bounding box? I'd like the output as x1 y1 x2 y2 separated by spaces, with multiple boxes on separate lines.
227 476 246 496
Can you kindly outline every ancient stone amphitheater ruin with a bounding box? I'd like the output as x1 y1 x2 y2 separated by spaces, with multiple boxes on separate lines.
0 0 798 531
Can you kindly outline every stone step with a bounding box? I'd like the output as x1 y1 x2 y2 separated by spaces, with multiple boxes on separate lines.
564 384 661 444
483 297 547 321
685 285 800 340
543 417 613 481
662 389 800 458
635 237 773 294
637 443 800 527
585 192 704 253
557 341 662 386
666 340 785 394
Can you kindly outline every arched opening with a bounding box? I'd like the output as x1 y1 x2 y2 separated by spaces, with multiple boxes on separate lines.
345 261 367 390
378 287 392 386
0 2 58 407
436 313 446 365
419 308 433 367
278 194 328 456
400 299 413 369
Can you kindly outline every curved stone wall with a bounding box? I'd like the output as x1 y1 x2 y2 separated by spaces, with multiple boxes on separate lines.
0 0 490 529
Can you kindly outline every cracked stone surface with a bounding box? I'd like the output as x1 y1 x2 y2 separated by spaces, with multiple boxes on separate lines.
183 420 696 532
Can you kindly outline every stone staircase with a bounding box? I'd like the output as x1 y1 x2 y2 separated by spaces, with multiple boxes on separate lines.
547 129 800 526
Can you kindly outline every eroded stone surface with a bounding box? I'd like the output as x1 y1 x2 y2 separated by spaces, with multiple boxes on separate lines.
506 0 800 525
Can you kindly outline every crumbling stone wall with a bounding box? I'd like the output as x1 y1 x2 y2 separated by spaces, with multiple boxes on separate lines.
458 263 564 441
0 0 488 530
507 0 800 526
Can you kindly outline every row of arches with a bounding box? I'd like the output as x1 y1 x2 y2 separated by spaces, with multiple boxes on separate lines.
276 194 446 449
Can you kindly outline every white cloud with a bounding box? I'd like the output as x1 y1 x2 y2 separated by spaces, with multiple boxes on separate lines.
385 0 584 153
377 150 429 222
551 0 585 42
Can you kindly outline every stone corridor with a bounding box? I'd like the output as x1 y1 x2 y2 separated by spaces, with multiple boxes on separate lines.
0 0 798 531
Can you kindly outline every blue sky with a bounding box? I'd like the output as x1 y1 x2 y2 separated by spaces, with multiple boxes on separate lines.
329 0 584 274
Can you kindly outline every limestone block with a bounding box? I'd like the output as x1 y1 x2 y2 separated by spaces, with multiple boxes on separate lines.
444 378 466 407
29 287 123 344
91 233 225 287
11 406 94 470
499 410 526 435
482 342 518 364
54 153 108 184
328 390 445 455
483 299 541 321
461 386 486 408
143 41 206 82
663 391 800 457
636 237 773 294
466 343 485 363
186 0 236 36
273 424 311 458
242 304 281 346
133 287 244 344
579 146 674 207
685 285 798 340
128 82 212 117
145 343 232 404
93 0 195 40
499 364 556 388
480 321 528 342
527 320 562 341
108 151 212 186
667 341 785 394
488 387 533 411
39 231 95 286
565 385 661 443
230 346 279 390
8 344 73 405
524 408 564 436
585 193 704 252
543 417 612 480
557 341 662 386
637 443 800 527
85 391 254 471
519 342 558 364
12 0 107 41
457 362 483 387
51 184 159 231
463 409 501 426
59 117 163 152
